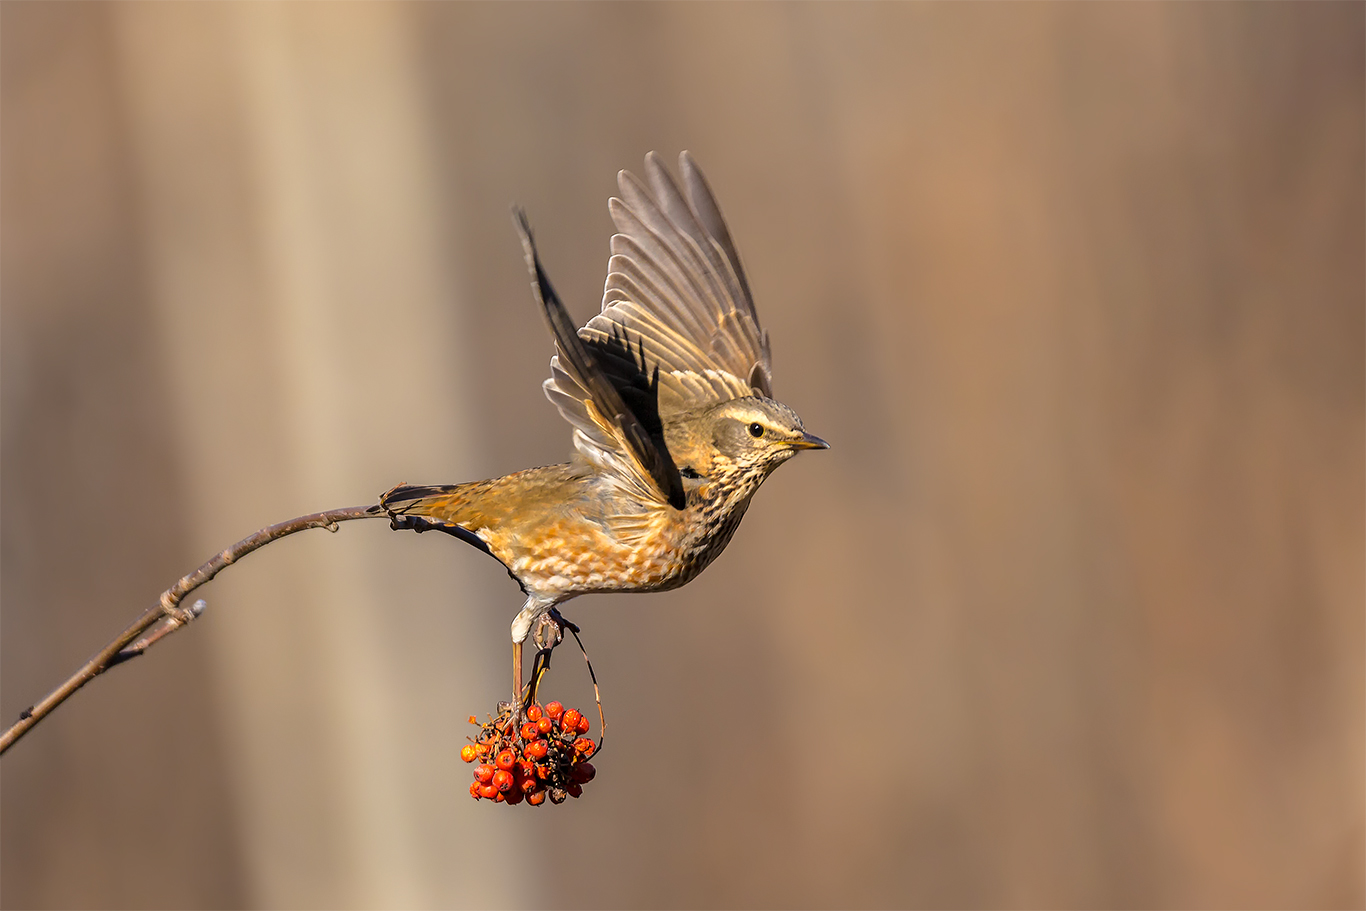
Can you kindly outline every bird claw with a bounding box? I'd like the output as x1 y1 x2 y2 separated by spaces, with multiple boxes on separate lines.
532 608 578 651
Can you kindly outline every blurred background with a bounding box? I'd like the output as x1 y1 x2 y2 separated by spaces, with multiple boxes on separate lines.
2 2 1362 908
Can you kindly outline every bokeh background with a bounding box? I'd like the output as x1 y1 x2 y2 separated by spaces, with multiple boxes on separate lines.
2 2 1362 908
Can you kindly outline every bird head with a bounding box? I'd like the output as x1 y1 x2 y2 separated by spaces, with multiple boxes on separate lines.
666 396 827 508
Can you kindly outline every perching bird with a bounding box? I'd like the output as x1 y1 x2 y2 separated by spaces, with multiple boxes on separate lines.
380 152 827 707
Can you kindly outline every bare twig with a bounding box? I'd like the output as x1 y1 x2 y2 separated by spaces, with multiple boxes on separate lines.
0 504 383 755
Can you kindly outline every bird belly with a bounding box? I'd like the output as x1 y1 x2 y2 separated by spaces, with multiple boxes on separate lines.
483 500 749 597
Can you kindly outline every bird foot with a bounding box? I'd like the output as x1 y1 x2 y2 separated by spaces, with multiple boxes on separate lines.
532 608 579 652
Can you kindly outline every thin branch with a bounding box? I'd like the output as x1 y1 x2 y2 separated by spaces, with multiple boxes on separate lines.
0 504 384 755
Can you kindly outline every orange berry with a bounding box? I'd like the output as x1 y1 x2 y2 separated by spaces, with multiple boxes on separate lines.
526 704 543 723
572 737 596 757
566 782 583 799
528 790 547 806
474 764 494 784
536 763 552 780
469 781 482 799
474 742 490 756
492 769 513 793
524 740 549 760
468 715 478 725
545 701 564 720
576 714 591 734
460 744 478 763
478 783 498 800
494 791 505 803
561 709 581 732
520 722 541 742
537 717 553 734
495 749 516 771
571 761 596 784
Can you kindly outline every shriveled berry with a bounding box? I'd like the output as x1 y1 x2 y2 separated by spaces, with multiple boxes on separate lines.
520 776 538 794
460 744 478 763
576 714 591 734
524 740 549 760
536 763 552 780
572 737 596 757
526 704 543 723
495 749 516 771
474 764 495 784
571 761 596 783
566 782 583 799
520 722 541 742
545 701 564 721
474 742 490 756
561 709 581 732
528 789 547 806
478 783 498 800
492 769 513 793
536 717 553 734
469 781 482 799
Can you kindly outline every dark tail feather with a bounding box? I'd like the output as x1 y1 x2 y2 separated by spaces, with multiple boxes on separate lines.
380 483 462 512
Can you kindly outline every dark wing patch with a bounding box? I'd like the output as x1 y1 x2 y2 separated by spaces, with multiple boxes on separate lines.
514 210 686 510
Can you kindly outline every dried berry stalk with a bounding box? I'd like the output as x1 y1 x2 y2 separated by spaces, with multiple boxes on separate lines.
0 505 383 754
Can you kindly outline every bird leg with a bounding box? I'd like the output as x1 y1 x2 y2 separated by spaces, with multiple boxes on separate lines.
510 596 556 719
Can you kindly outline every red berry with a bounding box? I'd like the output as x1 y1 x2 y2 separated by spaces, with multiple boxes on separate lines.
528 790 547 806
495 749 516 771
520 776 538 794
504 787 524 805
526 704 543 723
576 714 591 734
545 701 564 720
571 761 596 783
524 740 549 760
460 744 478 763
566 782 583 799
478 783 498 800
492 769 513 793
572 737 596 757
520 722 541 742
537 717 553 734
469 781 482 799
561 709 581 732
474 764 495 784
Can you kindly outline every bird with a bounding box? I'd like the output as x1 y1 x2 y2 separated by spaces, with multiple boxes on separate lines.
379 151 828 711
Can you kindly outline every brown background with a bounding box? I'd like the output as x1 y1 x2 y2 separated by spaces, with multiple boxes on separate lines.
2 2 1362 908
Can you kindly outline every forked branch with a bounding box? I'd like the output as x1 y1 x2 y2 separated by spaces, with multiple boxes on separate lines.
0 504 384 754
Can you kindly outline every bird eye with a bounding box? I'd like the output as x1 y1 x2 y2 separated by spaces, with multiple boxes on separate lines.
748 422 764 438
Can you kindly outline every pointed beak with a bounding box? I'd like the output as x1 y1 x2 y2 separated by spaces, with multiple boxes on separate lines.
790 431 830 451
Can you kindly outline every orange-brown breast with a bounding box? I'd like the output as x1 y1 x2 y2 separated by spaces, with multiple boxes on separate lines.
382 462 752 598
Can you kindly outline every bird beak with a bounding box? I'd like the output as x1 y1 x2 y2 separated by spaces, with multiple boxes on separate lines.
790 432 830 451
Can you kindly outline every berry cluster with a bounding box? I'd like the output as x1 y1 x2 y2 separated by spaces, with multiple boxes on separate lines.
461 701 598 805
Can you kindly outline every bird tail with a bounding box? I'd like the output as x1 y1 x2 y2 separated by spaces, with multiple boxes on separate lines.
379 483 470 520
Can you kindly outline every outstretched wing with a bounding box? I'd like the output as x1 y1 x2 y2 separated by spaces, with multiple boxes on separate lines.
516 211 685 510
536 152 772 507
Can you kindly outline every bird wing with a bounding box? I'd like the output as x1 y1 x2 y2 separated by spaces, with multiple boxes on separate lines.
535 152 773 509
517 210 686 510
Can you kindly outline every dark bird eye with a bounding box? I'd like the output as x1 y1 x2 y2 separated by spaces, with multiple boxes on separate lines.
748 422 764 438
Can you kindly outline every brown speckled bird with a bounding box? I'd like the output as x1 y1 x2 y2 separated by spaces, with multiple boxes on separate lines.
380 152 827 706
